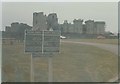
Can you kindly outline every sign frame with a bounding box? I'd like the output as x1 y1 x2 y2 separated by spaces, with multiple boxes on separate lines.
24 30 60 56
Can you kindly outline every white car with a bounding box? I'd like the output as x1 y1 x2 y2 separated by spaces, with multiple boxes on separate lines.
60 36 66 39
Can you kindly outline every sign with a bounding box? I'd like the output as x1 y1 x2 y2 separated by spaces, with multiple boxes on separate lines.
25 30 60 55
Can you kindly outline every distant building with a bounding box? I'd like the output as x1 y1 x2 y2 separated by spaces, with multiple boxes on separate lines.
73 19 83 34
4 22 32 40
62 20 69 33
5 26 11 32
10 22 20 32
61 19 83 34
68 23 74 33
32 12 106 36
47 13 58 30
4 12 106 39
94 21 105 35
85 20 95 34
33 12 59 31
5 22 32 32
33 12 47 31
82 24 87 34
60 19 105 35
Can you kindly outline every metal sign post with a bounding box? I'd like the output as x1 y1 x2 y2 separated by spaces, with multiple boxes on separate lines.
25 30 60 82
48 56 53 82
31 54 34 82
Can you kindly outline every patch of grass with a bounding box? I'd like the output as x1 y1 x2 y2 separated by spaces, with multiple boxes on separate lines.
2 42 118 82
53 43 118 82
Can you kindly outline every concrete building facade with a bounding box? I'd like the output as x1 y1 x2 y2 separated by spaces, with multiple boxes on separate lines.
33 12 47 31
94 21 105 35
33 12 59 31
5 26 11 32
61 19 105 35
5 22 32 32
32 12 105 35
47 13 58 30
68 23 74 33
82 24 87 34
62 20 69 33
73 19 83 34
85 20 95 34
10 22 20 32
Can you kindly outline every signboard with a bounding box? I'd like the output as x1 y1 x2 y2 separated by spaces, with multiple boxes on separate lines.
25 30 60 55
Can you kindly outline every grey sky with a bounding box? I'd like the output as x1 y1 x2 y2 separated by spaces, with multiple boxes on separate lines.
2 2 118 33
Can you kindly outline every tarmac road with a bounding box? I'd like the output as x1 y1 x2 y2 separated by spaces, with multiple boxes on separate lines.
61 40 118 55
61 40 119 82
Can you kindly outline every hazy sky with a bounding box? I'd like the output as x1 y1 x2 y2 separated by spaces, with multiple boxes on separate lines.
2 2 118 33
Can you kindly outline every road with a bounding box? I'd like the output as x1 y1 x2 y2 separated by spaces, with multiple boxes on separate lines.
61 40 119 82
61 40 118 55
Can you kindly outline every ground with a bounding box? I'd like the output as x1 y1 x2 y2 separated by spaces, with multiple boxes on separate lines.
64 39 118 45
2 39 118 82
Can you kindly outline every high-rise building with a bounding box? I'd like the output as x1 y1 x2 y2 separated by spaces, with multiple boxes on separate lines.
94 21 105 35
47 13 58 30
62 20 69 33
85 20 95 34
33 12 47 31
73 19 83 34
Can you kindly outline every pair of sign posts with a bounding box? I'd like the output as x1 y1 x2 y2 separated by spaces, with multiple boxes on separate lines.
24 30 60 82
